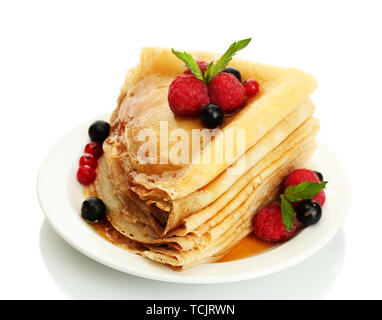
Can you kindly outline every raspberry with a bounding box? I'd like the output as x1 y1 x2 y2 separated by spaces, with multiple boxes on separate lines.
208 73 246 114
244 79 259 98
168 74 210 116
283 169 326 206
184 61 208 76
312 190 325 206
253 203 297 242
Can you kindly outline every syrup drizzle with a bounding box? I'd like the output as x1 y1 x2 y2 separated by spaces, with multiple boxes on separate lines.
217 233 274 262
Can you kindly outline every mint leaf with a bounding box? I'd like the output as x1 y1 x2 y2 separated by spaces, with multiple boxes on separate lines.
283 181 328 202
205 61 214 80
280 195 296 231
204 38 252 83
279 180 328 230
171 49 204 81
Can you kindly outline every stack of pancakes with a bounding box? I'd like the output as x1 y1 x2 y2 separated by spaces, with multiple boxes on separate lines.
93 47 319 270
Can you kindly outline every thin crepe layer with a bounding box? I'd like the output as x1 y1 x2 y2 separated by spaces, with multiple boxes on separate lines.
101 114 319 239
95 119 318 250
133 100 314 222
95 157 161 241
104 102 316 236
94 148 308 271
105 47 317 201
151 136 317 252
142 144 315 269
161 104 316 233
169 134 313 244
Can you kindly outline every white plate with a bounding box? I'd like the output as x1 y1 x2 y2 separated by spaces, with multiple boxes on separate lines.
37 114 351 284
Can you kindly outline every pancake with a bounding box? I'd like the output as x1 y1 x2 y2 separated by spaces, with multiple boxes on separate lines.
97 117 319 245
134 100 314 218
104 47 317 201
93 139 315 269
103 101 316 235
88 46 320 270
142 144 315 269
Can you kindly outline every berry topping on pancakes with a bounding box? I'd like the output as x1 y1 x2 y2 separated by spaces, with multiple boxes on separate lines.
208 72 246 114
221 66 242 82
244 79 259 99
170 39 258 126
168 74 210 116
201 104 224 128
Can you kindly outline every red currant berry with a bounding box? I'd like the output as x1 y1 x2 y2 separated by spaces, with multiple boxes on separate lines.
79 153 97 169
77 165 96 185
84 142 102 159
244 79 259 98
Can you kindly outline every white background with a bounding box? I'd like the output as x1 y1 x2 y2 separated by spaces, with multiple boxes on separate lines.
1 0 381 299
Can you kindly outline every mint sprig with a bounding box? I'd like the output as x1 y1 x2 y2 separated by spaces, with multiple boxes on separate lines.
171 49 204 81
283 181 328 202
280 195 296 231
281 180 328 231
171 38 252 84
204 38 252 83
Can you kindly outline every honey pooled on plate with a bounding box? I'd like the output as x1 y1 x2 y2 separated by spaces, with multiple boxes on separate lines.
217 233 274 262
